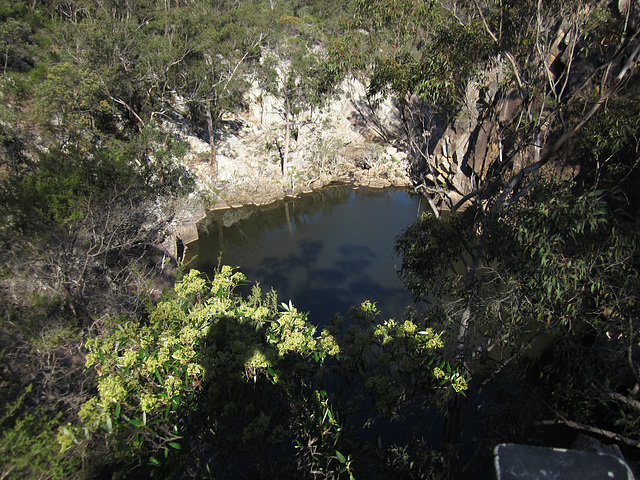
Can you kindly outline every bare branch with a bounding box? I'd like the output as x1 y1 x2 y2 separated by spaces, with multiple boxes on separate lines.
472 0 498 43
415 184 440 218
496 38 640 210
540 419 640 448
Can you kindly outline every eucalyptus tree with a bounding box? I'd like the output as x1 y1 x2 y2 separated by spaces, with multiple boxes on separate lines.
339 0 640 470
259 13 339 176
393 5 640 476
176 2 264 175
0 1 38 74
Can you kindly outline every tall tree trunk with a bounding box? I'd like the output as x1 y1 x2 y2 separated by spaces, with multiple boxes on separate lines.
442 393 467 479
443 234 484 476
206 102 218 177
283 96 290 176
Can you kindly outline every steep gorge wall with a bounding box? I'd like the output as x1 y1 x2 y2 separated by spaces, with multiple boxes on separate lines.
162 75 414 257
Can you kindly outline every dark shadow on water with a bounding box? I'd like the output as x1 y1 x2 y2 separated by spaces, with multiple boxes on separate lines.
254 239 324 295
337 244 376 259
307 267 345 286
187 186 426 326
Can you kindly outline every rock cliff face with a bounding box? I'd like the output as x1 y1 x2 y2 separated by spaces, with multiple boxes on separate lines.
164 75 414 256
401 9 622 211
404 59 524 209
166 11 598 254
176 75 412 206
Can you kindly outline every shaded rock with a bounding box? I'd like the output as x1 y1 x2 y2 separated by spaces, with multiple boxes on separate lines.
494 443 635 480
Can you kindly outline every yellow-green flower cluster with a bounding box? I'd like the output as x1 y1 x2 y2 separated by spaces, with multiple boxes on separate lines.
449 372 468 393
211 266 246 298
97 375 127 405
121 350 138 368
85 352 99 369
452 380 468 393
277 330 309 356
164 375 183 399
78 397 104 427
140 393 160 413
432 366 468 393
402 320 417 335
150 300 186 325
236 304 270 322
373 319 419 343
179 325 205 345
56 424 76 453
245 348 272 369
175 269 207 299
349 300 380 324
186 362 203 378
319 331 340 356
144 355 161 374
418 328 445 349
271 307 317 357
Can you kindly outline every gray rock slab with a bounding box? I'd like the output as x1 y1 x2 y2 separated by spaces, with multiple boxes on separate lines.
494 443 635 480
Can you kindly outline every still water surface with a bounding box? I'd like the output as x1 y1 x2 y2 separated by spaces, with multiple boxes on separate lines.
186 185 427 326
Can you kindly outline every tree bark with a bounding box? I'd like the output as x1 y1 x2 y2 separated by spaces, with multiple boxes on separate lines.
283 95 291 176
442 393 467 479
205 102 218 177
540 419 639 447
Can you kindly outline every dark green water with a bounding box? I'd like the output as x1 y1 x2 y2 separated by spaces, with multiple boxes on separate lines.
185 185 427 326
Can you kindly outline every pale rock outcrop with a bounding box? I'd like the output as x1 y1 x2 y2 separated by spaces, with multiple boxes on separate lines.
162 75 412 258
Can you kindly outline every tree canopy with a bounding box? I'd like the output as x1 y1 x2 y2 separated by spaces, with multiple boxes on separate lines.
1 0 640 477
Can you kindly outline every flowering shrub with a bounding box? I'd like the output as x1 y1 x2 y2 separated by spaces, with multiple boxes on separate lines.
59 269 461 476
59 268 335 463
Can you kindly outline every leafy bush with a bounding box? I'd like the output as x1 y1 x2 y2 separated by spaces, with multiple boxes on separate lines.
0 385 79 479
58 267 461 477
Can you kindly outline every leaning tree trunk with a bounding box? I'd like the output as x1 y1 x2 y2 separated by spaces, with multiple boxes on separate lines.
442 228 485 477
205 102 218 177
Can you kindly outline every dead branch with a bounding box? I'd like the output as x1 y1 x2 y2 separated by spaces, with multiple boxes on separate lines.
539 419 640 448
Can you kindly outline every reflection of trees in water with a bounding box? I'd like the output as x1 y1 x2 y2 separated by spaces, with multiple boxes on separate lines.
199 185 355 249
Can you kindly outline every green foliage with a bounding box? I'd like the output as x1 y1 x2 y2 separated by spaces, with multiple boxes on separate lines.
58 267 458 477
9 139 189 229
34 62 108 137
493 180 640 335
345 0 498 110
0 0 41 73
396 169 640 451
62 267 329 467
0 384 78 479
382 442 448 480
396 208 479 300
332 300 468 426
572 94 640 209
7 0 640 474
